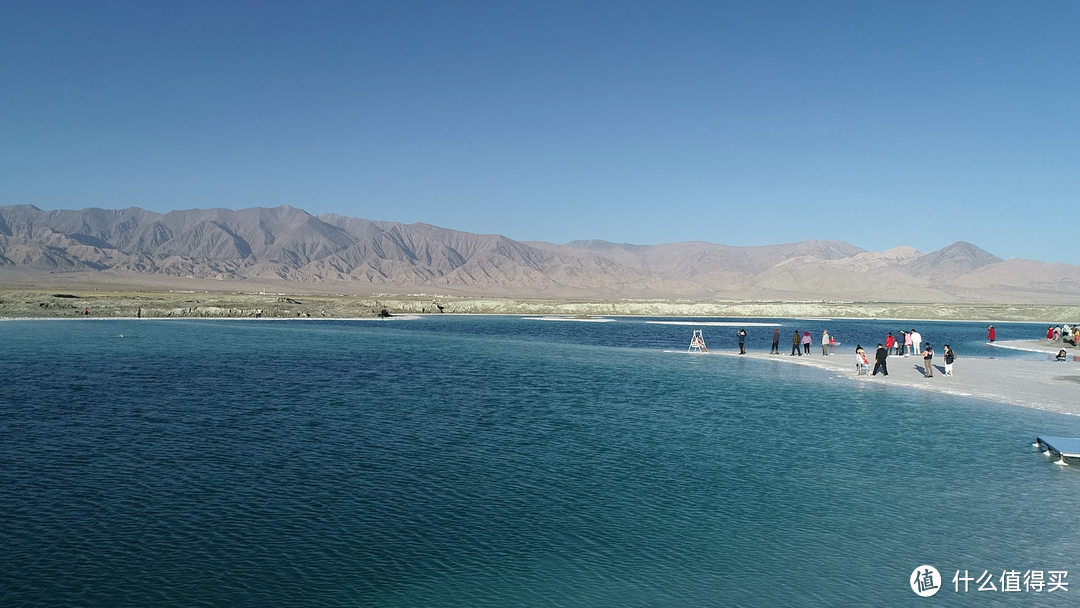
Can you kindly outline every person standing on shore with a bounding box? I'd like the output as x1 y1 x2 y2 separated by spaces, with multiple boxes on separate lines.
821 330 830 356
1047 326 1054 340
737 329 747 355
988 325 996 342
872 343 889 376
910 329 922 357
885 332 894 354
802 331 812 355
792 330 801 356
829 333 836 355
771 329 780 354
943 345 955 376
903 331 913 356
922 343 935 377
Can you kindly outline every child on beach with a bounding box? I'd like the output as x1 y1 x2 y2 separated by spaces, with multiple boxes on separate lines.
855 345 870 374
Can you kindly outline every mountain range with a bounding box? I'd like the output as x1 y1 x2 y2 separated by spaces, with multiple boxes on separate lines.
1 204 1078 302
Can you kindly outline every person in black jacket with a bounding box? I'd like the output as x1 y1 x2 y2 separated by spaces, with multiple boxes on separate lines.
737 329 747 354
943 345 955 376
872 343 889 376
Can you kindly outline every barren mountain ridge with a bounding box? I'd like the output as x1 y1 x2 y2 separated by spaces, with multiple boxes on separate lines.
2 204 1078 302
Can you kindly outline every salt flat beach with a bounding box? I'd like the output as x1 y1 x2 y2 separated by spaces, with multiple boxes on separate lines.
709 346 1080 416
991 338 1080 355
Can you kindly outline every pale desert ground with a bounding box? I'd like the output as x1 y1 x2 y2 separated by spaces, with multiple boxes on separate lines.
3 289 1080 322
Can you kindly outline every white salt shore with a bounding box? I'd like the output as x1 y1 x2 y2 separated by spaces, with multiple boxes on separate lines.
647 321 782 327
522 316 616 323
704 342 1080 417
990 339 1079 355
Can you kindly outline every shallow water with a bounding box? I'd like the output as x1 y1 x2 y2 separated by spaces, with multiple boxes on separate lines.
1 317 1077 606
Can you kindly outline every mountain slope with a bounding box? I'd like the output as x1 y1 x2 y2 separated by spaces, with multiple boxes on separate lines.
0 204 1077 302
901 241 1003 280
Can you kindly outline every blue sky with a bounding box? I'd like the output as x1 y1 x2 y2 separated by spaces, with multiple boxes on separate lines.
2 1 1078 263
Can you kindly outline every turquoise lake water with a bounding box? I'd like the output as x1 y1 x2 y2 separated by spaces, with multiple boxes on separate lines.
1 316 1078 606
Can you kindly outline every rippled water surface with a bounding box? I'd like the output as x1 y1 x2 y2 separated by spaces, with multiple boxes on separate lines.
2 317 1078 606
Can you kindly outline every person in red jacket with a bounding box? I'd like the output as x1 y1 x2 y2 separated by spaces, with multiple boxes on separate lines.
988 325 996 342
1047 326 1054 340
885 332 895 352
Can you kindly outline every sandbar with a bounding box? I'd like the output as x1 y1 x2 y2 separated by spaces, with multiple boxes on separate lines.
704 347 1080 417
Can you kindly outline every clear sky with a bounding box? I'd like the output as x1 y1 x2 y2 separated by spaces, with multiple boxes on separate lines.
2 1 1078 263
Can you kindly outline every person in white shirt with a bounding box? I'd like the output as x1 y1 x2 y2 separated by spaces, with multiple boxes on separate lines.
910 329 922 356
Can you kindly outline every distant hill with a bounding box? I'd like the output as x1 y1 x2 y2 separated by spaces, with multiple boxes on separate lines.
1 204 1078 302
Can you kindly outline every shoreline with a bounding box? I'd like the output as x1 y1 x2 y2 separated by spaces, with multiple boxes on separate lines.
697 347 1080 417
0 315 425 322
989 339 1079 355
5 309 1077 416
0 318 1071 336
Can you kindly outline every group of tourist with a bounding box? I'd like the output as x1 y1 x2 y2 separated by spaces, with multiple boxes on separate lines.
882 329 926 356
764 328 839 356
758 325 954 378
725 321 1074 376
1046 324 1079 346
853 328 954 378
